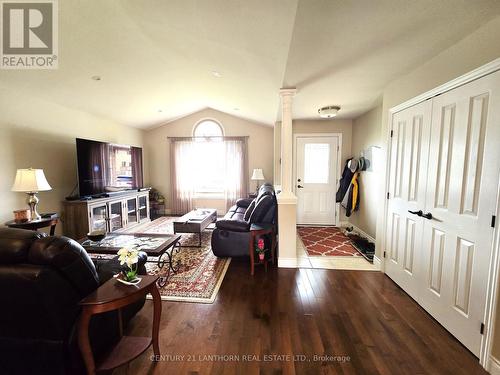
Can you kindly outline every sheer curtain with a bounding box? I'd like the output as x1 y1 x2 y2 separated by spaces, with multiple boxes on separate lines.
224 137 248 210
170 139 196 214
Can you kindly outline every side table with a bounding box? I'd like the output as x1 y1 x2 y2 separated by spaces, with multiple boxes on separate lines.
5 214 59 235
248 223 276 275
78 275 162 375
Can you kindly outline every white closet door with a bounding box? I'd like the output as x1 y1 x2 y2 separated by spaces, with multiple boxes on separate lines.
385 100 432 300
420 70 500 356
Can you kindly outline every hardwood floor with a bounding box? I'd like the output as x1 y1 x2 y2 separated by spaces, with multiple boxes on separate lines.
117 259 487 375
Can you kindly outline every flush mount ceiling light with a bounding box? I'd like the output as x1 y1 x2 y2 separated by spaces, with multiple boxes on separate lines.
91 75 101 81
318 105 340 118
211 70 222 78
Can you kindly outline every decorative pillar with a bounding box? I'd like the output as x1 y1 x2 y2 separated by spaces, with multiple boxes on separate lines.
277 88 298 267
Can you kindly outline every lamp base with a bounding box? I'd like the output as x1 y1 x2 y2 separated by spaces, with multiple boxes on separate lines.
26 192 41 221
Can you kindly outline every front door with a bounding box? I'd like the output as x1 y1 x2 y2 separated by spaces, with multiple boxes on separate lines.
295 136 339 225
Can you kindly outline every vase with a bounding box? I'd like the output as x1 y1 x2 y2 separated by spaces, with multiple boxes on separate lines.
258 253 265 261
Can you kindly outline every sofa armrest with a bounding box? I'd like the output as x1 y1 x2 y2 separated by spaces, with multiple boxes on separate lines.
236 198 253 208
215 219 251 232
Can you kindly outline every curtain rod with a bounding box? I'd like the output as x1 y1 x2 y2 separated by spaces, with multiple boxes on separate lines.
167 136 249 140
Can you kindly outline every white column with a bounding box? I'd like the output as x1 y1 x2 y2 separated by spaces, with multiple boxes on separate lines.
277 88 298 267
279 88 297 199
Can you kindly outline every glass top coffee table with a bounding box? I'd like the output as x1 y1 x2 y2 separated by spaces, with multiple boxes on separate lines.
80 233 181 286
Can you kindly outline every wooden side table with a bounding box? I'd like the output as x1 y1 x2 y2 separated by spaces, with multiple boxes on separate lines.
5 214 59 235
78 275 162 375
248 223 276 275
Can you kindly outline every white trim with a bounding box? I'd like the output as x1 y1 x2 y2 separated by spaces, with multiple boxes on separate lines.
382 58 500 369
481 173 500 367
293 132 342 225
390 57 500 114
278 257 299 268
488 356 500 375
373 255 382 270
348 223 376 243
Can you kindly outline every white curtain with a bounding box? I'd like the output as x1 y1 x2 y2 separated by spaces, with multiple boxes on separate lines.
224 138 248 210
170 139 196 214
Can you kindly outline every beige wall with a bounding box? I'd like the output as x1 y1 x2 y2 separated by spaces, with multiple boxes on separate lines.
0 88 145 236
145 108 274 212
374 16 500 360
350 105 382 239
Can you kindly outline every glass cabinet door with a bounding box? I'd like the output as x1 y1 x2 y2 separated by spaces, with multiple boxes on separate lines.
138 195 148 221
109 201 124 232
90 204 108 232
127 198 138 225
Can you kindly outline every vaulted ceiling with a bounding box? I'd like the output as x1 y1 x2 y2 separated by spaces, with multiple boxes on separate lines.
1 0 500 128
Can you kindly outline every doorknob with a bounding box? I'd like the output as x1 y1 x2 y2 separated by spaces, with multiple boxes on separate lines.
422 212 433 220
297 185 304 188
408 210 423 217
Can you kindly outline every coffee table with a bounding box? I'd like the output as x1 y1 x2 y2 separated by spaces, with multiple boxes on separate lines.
173 209 217 247
80 233 181 286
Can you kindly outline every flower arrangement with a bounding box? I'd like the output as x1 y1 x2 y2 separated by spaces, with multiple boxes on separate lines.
117 247 139 282
255 238 267 261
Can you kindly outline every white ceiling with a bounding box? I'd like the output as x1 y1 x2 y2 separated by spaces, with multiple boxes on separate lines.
1 0 499 128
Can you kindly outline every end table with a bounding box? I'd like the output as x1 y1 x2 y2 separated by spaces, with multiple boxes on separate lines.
5 214 59 235
78 275 162 375
248 223 276 275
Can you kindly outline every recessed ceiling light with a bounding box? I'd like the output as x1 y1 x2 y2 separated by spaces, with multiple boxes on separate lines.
233 107 239 111
91 75 101 81
211 71 222 78
158 109 163 113
318 105 340 118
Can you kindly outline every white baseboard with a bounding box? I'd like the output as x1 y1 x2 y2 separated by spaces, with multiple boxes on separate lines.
488 356 500 374
348 223 376 243
278 257 299 268
373 255 382 270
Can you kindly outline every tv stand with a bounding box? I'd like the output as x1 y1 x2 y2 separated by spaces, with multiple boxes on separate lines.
62 190 150 240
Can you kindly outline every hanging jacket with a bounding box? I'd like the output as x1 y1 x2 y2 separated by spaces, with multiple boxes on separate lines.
336 158 354 202
341 172 360 217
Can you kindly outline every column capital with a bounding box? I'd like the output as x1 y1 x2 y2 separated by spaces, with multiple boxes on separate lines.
279 88 297 97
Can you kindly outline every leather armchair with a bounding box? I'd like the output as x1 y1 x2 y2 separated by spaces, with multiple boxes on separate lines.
211 183 277 257
0 227 147 375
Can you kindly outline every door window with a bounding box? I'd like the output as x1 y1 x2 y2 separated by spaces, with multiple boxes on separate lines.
303 143 330 183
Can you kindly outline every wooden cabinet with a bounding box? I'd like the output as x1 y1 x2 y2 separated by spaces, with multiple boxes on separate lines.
63 191 150 240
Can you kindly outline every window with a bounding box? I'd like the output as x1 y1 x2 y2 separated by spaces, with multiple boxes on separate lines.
192 120 225 194
193 120 224 138
303 143 330 183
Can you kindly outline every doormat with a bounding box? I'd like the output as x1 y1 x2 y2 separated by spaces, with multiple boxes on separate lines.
297 226 361 257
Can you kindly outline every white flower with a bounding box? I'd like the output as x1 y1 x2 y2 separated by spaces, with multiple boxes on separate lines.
117 247 139 268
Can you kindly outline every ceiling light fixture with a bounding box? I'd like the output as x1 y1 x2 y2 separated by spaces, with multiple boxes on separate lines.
233 107 239 111
158 109 163 113
91 75 101 81
318 105 340 118
211 71 222 78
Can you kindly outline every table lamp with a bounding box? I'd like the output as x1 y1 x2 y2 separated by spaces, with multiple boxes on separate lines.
11 168 52 221
251 168 265 191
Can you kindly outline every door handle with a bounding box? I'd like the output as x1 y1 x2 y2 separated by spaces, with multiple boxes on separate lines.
408 210 423 217
422 212 433 220
297 185 304 189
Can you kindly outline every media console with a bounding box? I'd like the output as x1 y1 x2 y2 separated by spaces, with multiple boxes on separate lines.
62 190 150 240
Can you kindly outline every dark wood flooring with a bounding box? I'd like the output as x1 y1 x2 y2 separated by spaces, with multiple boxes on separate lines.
116 259 487 375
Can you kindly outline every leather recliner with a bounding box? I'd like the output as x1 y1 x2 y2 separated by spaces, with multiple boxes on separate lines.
211 183 277 257
0 227 147 375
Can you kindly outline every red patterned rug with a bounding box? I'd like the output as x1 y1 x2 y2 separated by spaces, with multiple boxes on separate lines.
127 217 230 303
297 226 360 257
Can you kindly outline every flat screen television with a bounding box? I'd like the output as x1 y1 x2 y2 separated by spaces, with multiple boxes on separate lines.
76 138 144 197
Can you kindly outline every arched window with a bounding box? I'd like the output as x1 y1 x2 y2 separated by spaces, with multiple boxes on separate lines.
193 120 224 137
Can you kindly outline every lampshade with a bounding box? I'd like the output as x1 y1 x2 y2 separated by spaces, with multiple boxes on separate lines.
11 168 52 192
251 168 265 181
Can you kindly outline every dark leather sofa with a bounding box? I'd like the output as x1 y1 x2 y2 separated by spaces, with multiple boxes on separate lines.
211 183 277 257
0 227 147 375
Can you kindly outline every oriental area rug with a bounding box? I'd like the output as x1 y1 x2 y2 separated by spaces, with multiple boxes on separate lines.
297 226 360 257
127 216 231 304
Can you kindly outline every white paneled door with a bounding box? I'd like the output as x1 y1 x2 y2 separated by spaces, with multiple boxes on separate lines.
386 70 500 357
295 136 339 225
